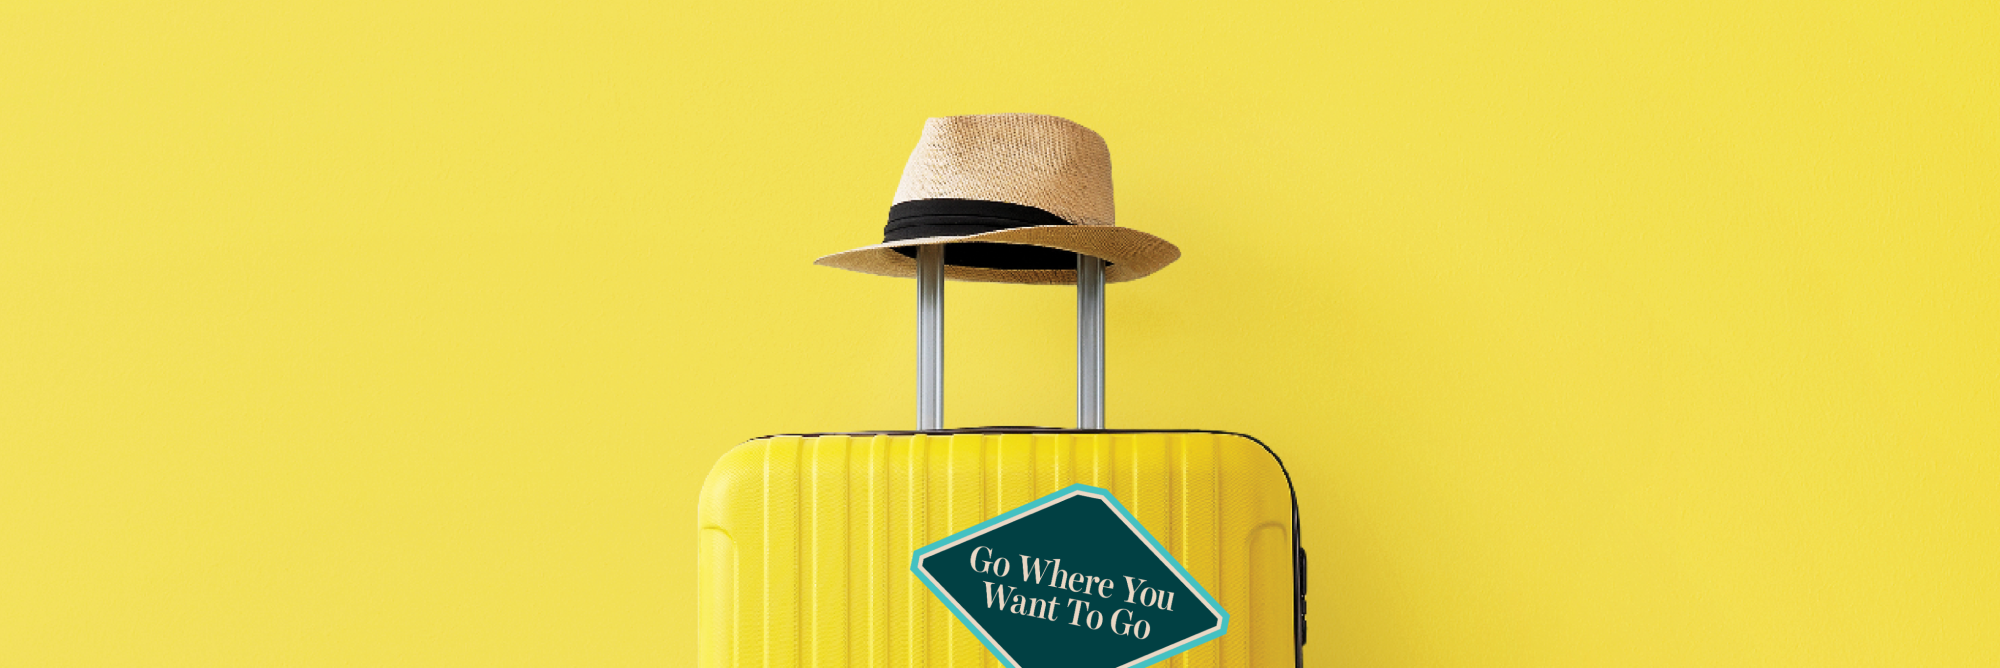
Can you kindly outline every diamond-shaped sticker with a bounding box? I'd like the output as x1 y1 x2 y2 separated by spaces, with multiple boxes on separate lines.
911 484 1228 668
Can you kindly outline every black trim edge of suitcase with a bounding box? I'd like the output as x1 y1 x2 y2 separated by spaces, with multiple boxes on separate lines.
733 427 1308 667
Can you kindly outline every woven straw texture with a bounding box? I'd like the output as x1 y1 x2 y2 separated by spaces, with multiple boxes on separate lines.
892 114 1115 227
816 114 1181 285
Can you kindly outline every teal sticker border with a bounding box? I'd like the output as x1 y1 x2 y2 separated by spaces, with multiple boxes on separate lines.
909 483 1231 668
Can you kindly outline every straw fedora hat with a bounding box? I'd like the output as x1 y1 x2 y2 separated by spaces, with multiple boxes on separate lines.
815 113 1180 285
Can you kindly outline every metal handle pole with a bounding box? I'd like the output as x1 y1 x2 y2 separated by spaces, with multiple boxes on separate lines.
1077 254 1106 429
917 245 945 430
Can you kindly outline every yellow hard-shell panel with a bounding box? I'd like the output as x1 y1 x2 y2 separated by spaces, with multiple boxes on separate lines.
697 432 1297 668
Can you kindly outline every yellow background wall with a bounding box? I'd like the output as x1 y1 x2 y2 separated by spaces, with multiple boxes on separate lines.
4 2 1994 666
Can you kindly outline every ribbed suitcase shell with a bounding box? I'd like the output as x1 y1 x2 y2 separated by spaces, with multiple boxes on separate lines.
697 429 1300 668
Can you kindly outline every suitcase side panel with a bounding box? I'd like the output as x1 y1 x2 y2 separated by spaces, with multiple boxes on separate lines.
698 432 1296 668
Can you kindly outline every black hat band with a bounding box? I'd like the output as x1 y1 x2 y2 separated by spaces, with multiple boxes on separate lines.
884 198 1098 271
882 198 1074 242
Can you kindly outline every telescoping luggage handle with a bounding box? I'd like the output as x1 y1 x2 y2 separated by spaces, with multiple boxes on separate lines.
915 245 1106 430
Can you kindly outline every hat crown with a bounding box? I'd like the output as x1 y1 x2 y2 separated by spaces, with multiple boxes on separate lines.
892 114 1115 227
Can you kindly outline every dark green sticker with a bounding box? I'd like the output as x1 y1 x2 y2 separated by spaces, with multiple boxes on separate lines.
911 484 1228 668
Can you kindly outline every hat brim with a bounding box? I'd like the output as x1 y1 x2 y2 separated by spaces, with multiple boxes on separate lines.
813 225 1181 285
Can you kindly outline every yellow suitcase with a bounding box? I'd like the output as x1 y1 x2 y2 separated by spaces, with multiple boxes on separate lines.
698 250 1305 667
